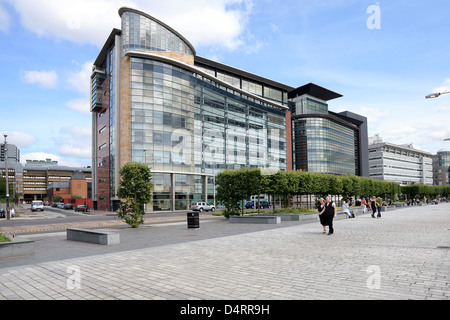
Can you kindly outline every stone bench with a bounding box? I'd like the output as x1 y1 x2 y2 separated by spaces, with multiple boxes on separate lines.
67 228 120 245
229 216 281 224
0 238 34 258
253 214 305 221
379 206 396 212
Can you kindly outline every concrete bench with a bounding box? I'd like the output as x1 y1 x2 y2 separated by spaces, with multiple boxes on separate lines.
229 216 281 224
252 214 303 221
0 238 34 258
379 206 396 212
67 228 120 245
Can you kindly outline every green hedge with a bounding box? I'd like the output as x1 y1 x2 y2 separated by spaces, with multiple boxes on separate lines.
215 169 402 217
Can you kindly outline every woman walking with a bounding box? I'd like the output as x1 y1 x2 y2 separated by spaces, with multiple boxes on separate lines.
371 196 377 218
362 197 367 213
317 198 327 233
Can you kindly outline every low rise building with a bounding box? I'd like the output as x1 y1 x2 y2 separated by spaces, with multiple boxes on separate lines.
368 135 433 186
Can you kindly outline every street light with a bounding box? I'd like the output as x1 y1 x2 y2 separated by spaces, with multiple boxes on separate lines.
3 134 10 220
425 90 450 99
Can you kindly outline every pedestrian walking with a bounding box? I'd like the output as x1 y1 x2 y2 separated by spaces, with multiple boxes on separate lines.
371 196 377 218
317 198 327 233
362 197 367 213
319 196 336 235
376 196 382 218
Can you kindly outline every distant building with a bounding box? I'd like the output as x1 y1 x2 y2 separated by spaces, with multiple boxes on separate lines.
289 84 369 177
47 170 90 202
1 156 92 203
432 149 450 186
1 143 20 163
368 135 433 186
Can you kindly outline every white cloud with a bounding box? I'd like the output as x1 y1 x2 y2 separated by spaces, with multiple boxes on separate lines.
21 70 58 89
6 0 129 46
68 61 93 96
1 131 36 148
433 78 450 94
66 98 90 114
0 4 10 32
66 60 93 114
7 0 256 52
339 106 390 124
56 126 91 159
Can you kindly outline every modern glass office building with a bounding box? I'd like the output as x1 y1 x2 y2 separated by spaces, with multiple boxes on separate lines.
289 84 368 176
91 7 368 211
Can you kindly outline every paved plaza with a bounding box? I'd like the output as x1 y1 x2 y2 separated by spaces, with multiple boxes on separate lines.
0 204 449 302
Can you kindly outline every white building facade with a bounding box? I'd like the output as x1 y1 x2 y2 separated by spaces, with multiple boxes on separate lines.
368 136 433 186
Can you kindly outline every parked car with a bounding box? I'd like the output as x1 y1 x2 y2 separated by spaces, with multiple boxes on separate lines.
245 200 270 209
75 205 89 213
245 201 255 209
31 200 44 212
56 203 65 209
258 201 271 209
64 203 73 210
190 202 215 212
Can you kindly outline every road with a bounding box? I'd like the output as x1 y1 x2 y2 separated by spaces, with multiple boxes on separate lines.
0 204 217 234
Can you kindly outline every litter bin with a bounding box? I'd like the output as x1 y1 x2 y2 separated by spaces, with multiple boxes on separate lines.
187 211 199 228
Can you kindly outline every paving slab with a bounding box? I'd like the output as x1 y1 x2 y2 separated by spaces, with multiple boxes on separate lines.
0 204 448 302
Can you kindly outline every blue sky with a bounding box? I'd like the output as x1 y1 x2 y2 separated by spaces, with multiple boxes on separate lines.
0 0 449 167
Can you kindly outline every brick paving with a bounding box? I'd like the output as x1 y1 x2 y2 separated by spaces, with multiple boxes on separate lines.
0 204 448 301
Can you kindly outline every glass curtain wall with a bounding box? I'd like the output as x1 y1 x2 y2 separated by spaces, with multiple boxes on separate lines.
121 11 194 56
129 57 287 210
293 118 358 175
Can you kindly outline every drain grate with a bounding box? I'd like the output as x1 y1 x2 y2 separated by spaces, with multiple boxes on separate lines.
436 246 450 249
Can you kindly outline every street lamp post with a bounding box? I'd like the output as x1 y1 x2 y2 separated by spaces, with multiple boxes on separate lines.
425 90 450 99
3 134 10 220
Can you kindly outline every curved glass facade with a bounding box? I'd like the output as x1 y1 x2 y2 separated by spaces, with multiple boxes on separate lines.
293 117 358 175
121 10 194 57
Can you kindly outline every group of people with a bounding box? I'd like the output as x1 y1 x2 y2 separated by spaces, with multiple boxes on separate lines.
362 196 381 218
317 195 382 234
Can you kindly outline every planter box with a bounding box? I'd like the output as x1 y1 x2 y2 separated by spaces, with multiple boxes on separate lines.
229 216 281 224
253 214 304 221
67 228 120 245
0 238 34 258
379 206 396 212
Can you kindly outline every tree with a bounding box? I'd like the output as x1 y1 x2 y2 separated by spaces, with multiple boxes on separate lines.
215 170 244 218
0 177 13 201
117 162 153 228
215 168 262 217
